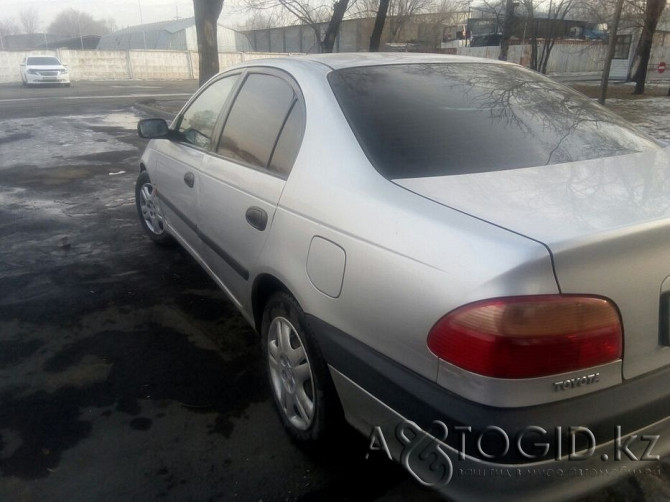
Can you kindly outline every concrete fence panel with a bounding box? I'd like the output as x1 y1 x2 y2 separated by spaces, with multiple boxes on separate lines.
456 42 608 74
543 43 607 73
0 50 57 83
0 50 299 84
60 49 130 81
128 50 192 80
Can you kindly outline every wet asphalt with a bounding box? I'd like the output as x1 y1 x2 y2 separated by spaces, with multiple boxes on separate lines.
0 81 437 502
1 80 669 502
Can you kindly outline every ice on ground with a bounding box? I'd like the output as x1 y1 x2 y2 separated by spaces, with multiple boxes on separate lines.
608 97 670 143
0 111 140 170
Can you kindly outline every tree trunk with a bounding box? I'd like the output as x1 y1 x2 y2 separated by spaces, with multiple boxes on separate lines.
369 0 390 52
194 0 225 86
599 0 625 105
499 0 516 61
321 0 349 53
631 0 667 95
528 16 538 70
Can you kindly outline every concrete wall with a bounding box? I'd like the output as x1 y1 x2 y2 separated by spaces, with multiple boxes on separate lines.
456 43 608 73
0 49 294 83
4 44 666 84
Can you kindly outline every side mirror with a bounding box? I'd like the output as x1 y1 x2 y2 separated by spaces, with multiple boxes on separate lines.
138 118 170 139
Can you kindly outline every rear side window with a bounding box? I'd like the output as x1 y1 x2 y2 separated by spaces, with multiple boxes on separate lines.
178 75 238 149
268 102 305 177
328 63 659 179
218 73 301 175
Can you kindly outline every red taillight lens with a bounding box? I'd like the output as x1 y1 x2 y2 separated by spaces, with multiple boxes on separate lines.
427 295 622 379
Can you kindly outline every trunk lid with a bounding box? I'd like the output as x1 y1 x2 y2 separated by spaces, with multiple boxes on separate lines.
395 148 670 379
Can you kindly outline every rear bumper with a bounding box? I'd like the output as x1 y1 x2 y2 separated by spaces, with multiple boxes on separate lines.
307 315 670 501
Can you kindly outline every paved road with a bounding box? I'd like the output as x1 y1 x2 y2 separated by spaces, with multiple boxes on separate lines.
0 80 197 117
1 82 442 502
1 81 668 502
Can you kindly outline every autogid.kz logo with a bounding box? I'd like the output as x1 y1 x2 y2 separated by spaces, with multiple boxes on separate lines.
366 420 661 489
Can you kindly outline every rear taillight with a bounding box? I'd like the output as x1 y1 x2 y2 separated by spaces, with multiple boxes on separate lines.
427 295 622 379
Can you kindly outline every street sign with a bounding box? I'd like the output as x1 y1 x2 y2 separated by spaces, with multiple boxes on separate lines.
659 62 666 73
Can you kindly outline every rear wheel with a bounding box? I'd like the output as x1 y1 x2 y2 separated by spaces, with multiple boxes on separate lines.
135 170 173 246
262 292 339 443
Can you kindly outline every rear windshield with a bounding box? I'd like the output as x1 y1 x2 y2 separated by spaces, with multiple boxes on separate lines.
27 57 61 65
328 63 659 179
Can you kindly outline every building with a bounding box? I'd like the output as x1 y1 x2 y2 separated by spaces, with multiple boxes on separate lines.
0 33 68 50
98 18 252 52
243 12 468 53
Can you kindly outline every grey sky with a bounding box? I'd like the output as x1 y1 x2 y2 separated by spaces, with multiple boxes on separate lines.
0 0 246 31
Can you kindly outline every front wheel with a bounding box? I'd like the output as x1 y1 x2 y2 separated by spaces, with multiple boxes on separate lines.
262 292 340 443
135 170 173 246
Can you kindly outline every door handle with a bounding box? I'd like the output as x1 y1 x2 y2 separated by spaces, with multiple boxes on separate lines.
184 172 195 188
246 207 268 231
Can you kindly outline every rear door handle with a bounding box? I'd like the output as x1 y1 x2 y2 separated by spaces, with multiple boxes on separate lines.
246 207 268 231
184 172 195 188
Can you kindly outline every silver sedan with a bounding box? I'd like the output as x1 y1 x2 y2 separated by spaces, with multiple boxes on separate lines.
135 53 670 501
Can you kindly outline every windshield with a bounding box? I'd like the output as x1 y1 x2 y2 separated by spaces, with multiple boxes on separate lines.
328 63 660 179
27 57 61 65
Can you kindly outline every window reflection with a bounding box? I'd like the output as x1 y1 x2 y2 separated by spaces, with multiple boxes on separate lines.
329 64 659 179
178 75 238 149
219 74 296 170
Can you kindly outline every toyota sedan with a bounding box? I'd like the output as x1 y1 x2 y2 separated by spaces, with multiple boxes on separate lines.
135 53 670 501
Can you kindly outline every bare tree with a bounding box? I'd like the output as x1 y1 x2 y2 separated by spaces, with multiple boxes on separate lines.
388 0 433 41
19 7 40 34
240 8 290 29
369 0 391 50
103 18 118 34
600 0 625 104
496 0 580 72
194 0 225 86
630 0 667 94
537 0 580 74
48 9 112 37
244 0 351 52
499 0 516 60
323 0 352 51
0 18 19 50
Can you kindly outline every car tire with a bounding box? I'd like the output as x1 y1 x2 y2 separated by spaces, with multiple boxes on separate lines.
135 170 173 246
262 292 340 444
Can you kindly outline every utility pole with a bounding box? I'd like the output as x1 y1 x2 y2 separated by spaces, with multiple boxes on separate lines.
138 0 147 49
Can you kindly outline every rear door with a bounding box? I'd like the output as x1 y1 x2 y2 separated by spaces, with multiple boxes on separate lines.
197 69 305 305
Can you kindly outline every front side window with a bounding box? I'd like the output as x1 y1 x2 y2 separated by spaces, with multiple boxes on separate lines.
218 73 299 174
329 63 659 179
178 75 238 149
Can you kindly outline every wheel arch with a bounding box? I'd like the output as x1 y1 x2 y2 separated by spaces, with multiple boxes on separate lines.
251 273 293 333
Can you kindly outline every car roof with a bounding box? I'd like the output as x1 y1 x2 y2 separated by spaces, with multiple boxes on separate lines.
230 52 510 74
293 52 508 70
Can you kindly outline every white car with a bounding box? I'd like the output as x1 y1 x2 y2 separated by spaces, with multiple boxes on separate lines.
19 56 70 87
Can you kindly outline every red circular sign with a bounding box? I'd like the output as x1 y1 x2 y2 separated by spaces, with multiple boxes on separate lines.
659 62 666 73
